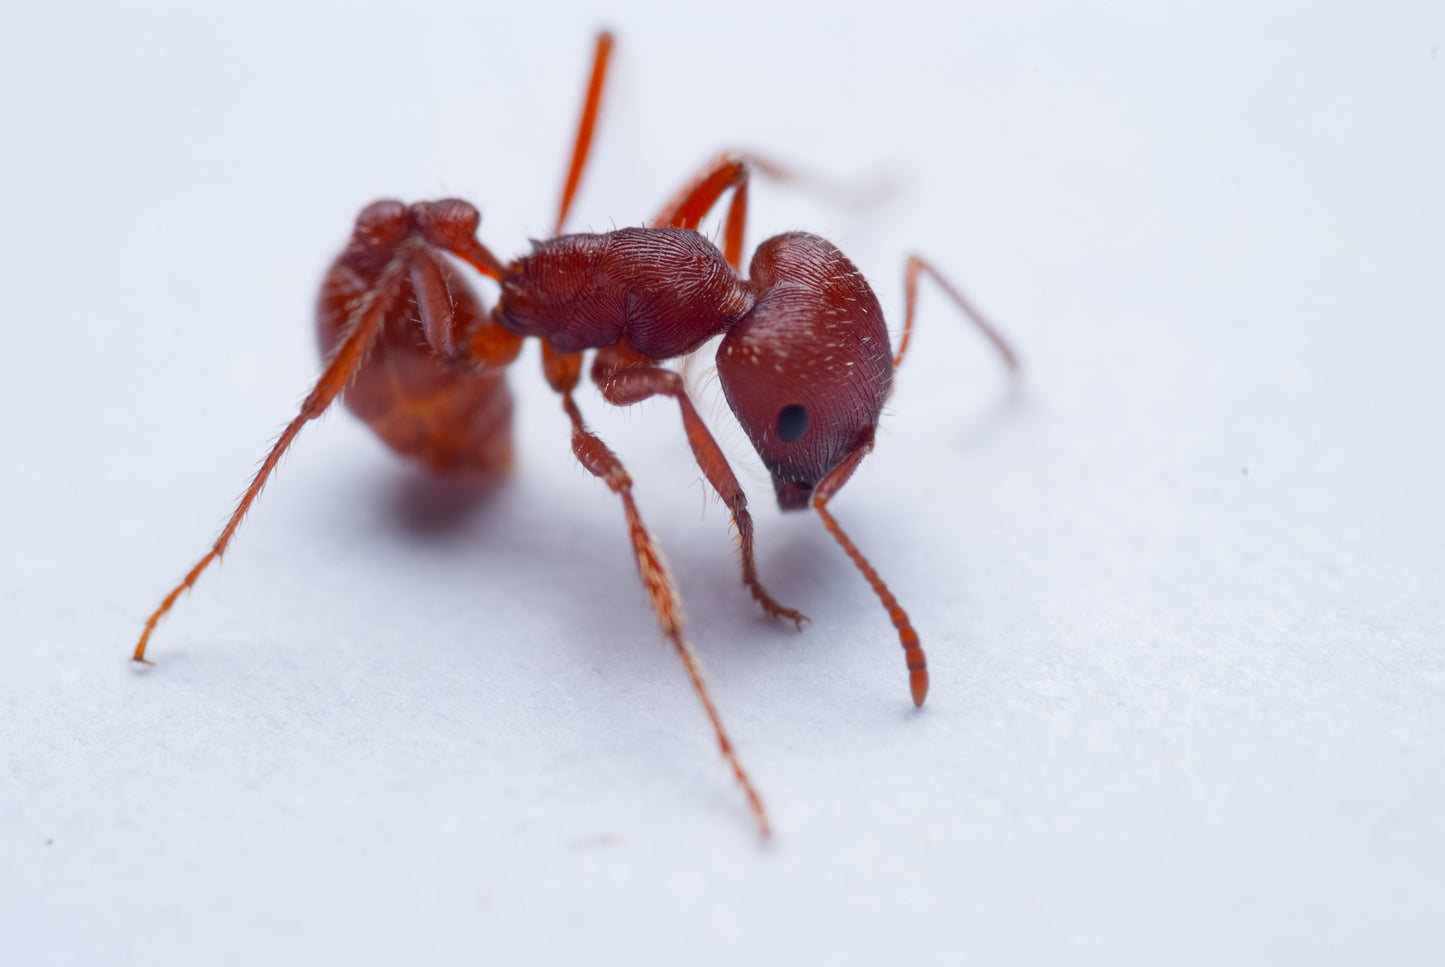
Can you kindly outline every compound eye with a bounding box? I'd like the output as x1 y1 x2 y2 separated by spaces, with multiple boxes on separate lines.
775 404 810 442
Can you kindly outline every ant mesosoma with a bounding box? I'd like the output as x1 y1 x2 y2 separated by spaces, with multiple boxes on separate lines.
132 32 1019 837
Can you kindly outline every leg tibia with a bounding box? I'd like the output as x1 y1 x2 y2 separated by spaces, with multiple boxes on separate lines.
557 387 771 837
592 351 806 628
134 256 405 663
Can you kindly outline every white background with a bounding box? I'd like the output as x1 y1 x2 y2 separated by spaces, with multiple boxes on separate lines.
3 1 1442 963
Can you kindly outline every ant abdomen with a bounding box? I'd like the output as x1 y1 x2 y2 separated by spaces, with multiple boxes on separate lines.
719 232 893 509
316 216 515 476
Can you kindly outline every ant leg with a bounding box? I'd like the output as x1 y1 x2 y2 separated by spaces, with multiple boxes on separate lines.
654 153 822 232
132 256 408 664
652 153 754 270
592 346 806 628
410 248 524 368
897 255 1020 373
540 345 772 838
653 153 885 271
651 154 752 229
554 31 615 235
811 431 929 708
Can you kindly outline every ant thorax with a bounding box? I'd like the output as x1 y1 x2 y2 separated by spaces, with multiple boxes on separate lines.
493 227 753 358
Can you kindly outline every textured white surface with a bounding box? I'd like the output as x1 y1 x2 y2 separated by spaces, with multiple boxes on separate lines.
3 1 1442 964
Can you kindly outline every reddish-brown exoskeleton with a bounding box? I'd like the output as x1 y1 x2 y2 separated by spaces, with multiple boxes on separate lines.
132 32 1019 837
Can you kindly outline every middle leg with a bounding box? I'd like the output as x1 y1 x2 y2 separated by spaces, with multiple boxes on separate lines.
541 345 772 838
591 345 805 629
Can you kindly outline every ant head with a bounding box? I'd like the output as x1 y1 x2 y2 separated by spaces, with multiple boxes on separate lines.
718 233 893 510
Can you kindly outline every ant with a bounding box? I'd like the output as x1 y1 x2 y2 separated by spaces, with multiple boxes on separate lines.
131 32 1019 838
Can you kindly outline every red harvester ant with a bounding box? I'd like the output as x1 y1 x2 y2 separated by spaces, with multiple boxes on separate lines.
132 32 1019 838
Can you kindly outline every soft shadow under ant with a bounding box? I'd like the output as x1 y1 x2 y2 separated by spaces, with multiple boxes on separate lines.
383 465 508 538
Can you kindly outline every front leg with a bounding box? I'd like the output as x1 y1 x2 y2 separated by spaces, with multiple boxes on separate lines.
592 345 806 630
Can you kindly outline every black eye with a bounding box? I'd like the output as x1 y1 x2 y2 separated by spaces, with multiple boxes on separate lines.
775 404 809 442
